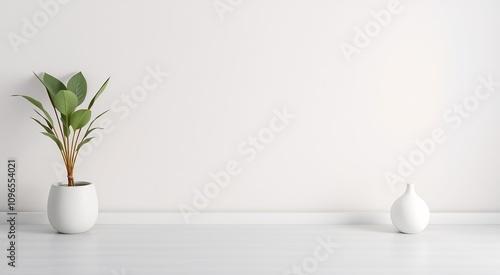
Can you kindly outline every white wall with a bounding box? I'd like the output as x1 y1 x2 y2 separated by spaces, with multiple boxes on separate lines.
1 0 500 214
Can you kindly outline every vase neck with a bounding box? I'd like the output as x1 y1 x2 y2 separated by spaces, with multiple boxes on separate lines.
405 183 415 194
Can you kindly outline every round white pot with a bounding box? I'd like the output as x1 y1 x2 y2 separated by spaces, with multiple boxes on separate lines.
390 183 429 234
47 182 98 234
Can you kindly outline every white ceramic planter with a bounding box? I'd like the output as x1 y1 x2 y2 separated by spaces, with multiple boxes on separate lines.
390 183 430 234
47 182 98 234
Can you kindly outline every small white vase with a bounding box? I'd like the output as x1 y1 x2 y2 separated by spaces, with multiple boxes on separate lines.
47 182 98 234
390 183 429 234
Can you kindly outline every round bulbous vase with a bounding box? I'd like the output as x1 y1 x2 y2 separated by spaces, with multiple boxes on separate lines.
47 182 98 234
390 183 429 234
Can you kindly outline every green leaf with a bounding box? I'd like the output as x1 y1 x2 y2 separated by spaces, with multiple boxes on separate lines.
31 117 54 135
77 137 93 151
82 127 103 140
88 77 110 109
88 109 109 127
77 109 108 145
61 114 71 137
85 108 107 128
53 90 78 116
67 72 87 106
33 72 55 105
33 109 54 129
12 95 54 127
42 73 66 100
70 109 91 130
81 109 109 139
42 132 63 150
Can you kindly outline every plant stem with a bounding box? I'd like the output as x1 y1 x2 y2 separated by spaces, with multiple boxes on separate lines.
67 163 74 186
71 128 82 165
52 106 71 186
66 133 73 187
70 129 77 162
64 114 70 161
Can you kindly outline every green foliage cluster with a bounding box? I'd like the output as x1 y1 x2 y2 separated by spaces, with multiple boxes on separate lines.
14 72 110 186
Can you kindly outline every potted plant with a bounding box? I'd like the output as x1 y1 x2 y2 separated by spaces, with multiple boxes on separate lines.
13 72 110 234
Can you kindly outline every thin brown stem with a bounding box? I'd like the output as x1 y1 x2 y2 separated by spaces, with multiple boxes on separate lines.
64 115 70 160
53 107 65 145
52 106 71 185
70 128 77 159
51 121 67 168
67 163 74 186
71 128 83 165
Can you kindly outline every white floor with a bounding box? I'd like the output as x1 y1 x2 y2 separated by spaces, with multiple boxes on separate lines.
1 224 499 275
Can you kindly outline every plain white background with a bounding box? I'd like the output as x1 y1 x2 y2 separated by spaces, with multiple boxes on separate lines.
1 0 499 213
